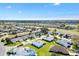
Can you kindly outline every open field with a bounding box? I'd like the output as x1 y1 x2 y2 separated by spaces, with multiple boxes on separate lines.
49 28 79 36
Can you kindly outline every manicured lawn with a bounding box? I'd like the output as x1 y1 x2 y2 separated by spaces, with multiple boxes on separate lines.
1 27 79 56
23 39 61 56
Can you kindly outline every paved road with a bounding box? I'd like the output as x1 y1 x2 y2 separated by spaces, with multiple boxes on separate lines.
0 40 6 56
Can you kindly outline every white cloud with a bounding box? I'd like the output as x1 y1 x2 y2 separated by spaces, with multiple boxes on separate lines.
53 3 60 6
6 6 12 9
18 10 22 14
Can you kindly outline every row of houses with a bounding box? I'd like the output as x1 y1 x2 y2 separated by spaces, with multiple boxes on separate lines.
55 32 71 39
0 33 8 38
11 36 27 43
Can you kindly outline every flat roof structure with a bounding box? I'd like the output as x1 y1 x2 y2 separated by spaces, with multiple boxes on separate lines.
56 38 72 48
7 47 37 56
43 36 54 42
32 40 45 48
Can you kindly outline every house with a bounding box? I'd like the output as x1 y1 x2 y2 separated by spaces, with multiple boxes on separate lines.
32 40 45 48
11 37 23 43
21 36 27 40
43 36 54 42
56 38 72 48
47 32 52 36
0 45 6 56
29 33 36 39
0 33 7 37
7 47 37 56
16 33 27 37
62 37 72 44
63 34 71 39
11 36 27 43
49 45 69 55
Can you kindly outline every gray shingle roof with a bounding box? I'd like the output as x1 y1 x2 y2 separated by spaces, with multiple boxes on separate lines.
49 45 69 55
11 36 27 43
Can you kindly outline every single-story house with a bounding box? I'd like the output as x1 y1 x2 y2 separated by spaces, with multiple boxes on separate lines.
21 36 27 40
61 37 72 45
16 33 27 37
47 32 52 36
0 45 6 56
29 33 36 39
32 40 45 48
7 47 37 56
11 36 27 43
43 36 54 42
56 38 72 48
0 33 7 37
49 45 69 55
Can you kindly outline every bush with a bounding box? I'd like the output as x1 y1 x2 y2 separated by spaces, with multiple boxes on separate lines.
5 37 13 44
73 44 79 50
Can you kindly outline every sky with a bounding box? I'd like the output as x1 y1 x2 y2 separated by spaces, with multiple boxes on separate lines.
0 3 79 20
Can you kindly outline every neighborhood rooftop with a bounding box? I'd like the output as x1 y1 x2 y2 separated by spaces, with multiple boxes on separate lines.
49 45 69 55
56 38 72 48
43 36 54 42
32 40 45 48
7 47 37 56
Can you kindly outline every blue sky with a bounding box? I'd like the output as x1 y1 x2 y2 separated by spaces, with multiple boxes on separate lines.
0 3 79 20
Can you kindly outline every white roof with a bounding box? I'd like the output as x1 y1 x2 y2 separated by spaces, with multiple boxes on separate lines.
43 36 54 41
32 40 45 48
9 47 36 56
56 38 72 48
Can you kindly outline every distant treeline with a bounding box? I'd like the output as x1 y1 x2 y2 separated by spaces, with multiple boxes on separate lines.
0 20 79 24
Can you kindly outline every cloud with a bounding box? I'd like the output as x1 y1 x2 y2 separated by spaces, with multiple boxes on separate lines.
6 6 12 9
53 3 60 6
18 10 22 14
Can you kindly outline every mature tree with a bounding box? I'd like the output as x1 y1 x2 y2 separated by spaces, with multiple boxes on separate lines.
73 44 79 50
11 31 17 34
77 25 79 32
53 29 57 33
1 39 5 42
31 28 36 31
65 25 75 30
65 26 71 30
5 37 13 45
60 23 66 29
41 27 49 34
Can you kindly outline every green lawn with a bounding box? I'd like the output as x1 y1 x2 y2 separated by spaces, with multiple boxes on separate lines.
23 39 61 56
1 27 79 56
